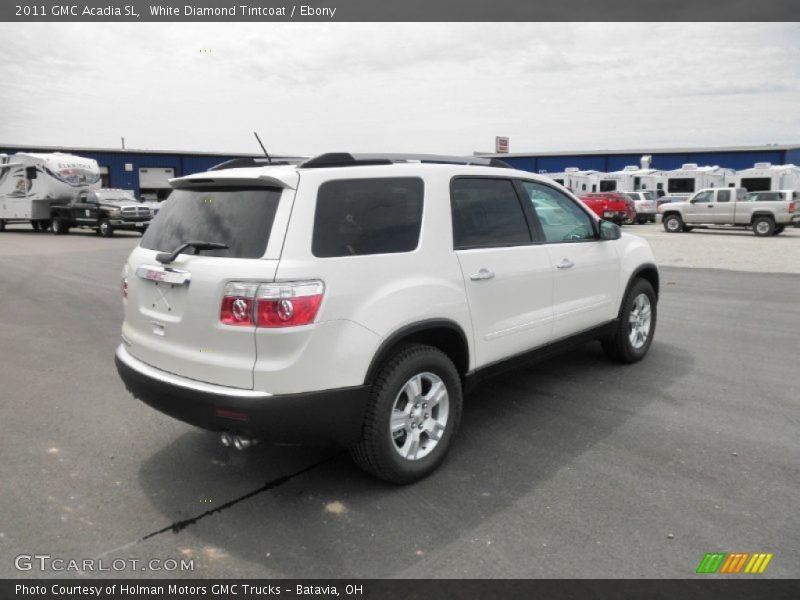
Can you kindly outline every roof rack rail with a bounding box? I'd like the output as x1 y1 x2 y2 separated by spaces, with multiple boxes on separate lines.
300 153 512 169
208 156 305 171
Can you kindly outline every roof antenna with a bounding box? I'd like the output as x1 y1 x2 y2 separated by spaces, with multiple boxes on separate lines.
254 131 272 165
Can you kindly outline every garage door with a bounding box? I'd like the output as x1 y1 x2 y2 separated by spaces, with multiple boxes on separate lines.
139 167 175 189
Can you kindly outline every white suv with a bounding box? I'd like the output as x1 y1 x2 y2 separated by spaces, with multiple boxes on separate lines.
115 153 659 484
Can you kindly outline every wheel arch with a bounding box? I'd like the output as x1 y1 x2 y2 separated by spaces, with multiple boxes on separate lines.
620 263 660 313
750 211 776 224
364 319 470 386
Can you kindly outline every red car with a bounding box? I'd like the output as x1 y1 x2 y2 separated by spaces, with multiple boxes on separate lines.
579 192 636 225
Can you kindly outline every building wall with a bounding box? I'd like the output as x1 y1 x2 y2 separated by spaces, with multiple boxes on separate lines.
0 146 238 197
502 149 794 174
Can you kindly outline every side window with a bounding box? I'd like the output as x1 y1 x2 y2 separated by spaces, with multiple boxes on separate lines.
451 178 531 249
520 181 595 243
693 191 713 203
312 177 423 258
717 190 730 203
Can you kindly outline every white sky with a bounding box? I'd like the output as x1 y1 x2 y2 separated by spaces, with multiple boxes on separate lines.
0 22 798 156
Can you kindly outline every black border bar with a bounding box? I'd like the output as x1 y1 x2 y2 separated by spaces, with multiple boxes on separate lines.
2 0 799 22
4 579 800 600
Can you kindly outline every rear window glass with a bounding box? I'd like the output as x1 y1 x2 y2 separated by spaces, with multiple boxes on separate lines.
451 178 531 249
141 187 281 258
312 177 424 258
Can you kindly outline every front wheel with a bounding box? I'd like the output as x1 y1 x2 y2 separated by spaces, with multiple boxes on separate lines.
98 219 114 237
752 217 775 237
663 214 684 233
0 219 5 232
602 278 657 364
52 218 69 235
350 344 462 484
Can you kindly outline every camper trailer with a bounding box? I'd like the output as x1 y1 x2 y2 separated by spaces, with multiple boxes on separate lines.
598 165 665 194
660 164 733 195
561 168 603 194
0 152 102 231
733 163 800 192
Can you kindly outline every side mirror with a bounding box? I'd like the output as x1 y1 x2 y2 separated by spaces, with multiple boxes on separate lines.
599 220 621 240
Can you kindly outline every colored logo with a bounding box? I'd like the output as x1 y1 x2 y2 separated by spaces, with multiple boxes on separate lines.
696 552 773 574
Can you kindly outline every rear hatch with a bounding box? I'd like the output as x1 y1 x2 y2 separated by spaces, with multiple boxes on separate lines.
121 183 294 389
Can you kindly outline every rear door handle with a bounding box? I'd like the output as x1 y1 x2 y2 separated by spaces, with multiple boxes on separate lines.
470 268 495 281
556 259 575 270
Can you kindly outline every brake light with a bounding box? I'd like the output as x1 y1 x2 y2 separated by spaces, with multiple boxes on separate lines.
256 281 324 328
220 281 324 328
789 201 796 213
220 282 259 326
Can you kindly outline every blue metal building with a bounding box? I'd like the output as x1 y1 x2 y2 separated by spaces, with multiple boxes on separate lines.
478 144 800 175
0 144 271 199
2 143 799 197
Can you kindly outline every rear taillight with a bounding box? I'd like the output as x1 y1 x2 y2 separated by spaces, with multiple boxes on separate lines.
256 281 324 328
220 281 324 328
220 282 259 326
789 201 796 213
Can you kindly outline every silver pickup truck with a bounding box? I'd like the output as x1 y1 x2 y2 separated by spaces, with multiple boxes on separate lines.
660 187 796 236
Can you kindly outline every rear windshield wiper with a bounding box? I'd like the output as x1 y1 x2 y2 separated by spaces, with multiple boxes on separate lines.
156 241 229 264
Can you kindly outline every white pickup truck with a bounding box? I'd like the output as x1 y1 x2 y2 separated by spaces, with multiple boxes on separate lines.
659 187 796 236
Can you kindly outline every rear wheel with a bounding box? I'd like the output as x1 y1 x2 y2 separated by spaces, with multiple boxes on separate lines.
350 344 462 484
663 214 684 233
602 278 657 364
0 219 5 232
752 217 775 237
98 219 114 237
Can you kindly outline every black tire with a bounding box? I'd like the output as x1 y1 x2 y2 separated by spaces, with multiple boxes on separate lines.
663 214 684 233
773 225 785 235
39 219 52 231
350 343 462 484
752 216 775 237
682 224 693 232
601 278 657 364
31 221 40 231
52 218 69 235
0 219 5 232
98 219 114 237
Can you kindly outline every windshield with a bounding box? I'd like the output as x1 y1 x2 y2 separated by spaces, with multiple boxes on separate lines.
140 187 282 259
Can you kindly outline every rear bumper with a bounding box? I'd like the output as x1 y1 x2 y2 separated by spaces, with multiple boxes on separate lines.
115 344 369 446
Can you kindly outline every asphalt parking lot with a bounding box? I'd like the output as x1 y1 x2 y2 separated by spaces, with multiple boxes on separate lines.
0 223 798 579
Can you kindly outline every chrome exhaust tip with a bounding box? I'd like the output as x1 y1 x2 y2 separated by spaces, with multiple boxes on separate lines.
232 436 253 451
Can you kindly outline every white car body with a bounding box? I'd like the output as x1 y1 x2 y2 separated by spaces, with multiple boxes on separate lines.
115 154 660 482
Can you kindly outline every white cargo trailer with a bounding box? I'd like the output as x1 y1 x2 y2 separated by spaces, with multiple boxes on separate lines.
598 165 665 194
0 152 101 231
661 164 733 195
733 163 800 192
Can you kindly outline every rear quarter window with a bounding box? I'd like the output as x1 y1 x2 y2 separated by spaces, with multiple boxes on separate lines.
141 187 281 258
312 177 424 258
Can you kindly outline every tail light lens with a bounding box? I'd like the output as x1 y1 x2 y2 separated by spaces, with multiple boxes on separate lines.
256 281 324 328
220 282 259 326
789 201 796 213
219 281 324 328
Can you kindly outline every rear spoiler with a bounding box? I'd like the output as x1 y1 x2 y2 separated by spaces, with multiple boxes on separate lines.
169 173 298 190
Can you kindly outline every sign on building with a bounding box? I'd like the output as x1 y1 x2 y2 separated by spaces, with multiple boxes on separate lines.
495 137 509 154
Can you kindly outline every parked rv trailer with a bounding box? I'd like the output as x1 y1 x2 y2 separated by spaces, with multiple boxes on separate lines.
661 163 733 195
598 166 665 194
562 168 603 194
734 163 800 192
0 152 101 231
